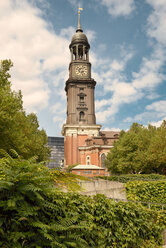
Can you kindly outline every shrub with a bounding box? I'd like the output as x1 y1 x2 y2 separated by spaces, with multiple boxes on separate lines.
0 152 165 247
97 174 166 183
126 180 166 210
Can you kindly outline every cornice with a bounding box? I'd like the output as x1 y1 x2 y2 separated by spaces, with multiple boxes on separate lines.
61 124 102 136
78 145 114 150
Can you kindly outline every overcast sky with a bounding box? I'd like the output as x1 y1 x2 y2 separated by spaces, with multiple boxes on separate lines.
1 0 166 136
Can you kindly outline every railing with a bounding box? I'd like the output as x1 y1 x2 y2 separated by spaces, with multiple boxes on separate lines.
108 197 166 210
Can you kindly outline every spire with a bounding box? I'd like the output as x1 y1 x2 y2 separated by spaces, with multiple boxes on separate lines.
77 7 83 32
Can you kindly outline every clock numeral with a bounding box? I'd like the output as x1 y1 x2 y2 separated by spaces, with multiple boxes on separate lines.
75 65 88 76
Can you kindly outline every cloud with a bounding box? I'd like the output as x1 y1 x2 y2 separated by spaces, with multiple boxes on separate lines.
150 118 166 128
95 0 166 125
95 99 110 111
85 30 96 43
146 0 166 45
100 0 135 17
1 0 166 136
146 100 166 113
0 0 70 114
124 100 166 124
60 26 75 40
67 0 83 9
102 127 121 131
0 0 101 135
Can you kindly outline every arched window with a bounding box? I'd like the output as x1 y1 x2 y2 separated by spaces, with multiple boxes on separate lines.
72 46 76 60
85 46 89 61
80 96 84 102
86 155 90 165
79 111 85 121
78 45 83 59
101 153 106 168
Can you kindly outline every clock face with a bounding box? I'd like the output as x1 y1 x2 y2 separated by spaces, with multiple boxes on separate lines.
75 65 88 76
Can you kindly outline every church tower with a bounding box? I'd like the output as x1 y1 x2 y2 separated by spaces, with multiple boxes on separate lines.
62 10 101 167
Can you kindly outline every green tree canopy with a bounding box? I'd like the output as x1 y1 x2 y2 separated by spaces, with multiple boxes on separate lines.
0 60 49 161
105 122 166 174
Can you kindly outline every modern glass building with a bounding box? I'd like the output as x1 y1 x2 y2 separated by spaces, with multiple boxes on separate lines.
47 136 64 169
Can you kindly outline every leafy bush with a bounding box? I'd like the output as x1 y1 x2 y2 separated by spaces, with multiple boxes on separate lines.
97 174 166 183
53 193 165 248
126 180 166 210
0 151 89 247
0 152 165 247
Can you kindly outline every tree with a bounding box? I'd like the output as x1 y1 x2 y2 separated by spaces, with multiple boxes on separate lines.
0 151 89 247
0 60 49 161
105 122 166 174
146 124 166 174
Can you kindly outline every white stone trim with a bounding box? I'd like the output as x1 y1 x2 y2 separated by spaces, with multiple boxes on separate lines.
62 124 101 136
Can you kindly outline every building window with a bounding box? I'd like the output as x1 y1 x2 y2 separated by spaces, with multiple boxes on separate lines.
86 155 90 165
79 111 85 121
80 87 84 91
84 170 92 174
78 45 83 59
73 46 76 60
80 96 84 102
101 153 106 168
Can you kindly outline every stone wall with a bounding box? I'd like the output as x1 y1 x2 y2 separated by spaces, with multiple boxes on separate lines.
78 178 126 200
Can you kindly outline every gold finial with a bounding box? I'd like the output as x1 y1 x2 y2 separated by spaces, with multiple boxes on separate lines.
77 7 83 31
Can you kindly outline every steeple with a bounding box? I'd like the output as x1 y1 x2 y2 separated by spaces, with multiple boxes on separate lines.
68 8 91 80
64 9 96 125
77 7 83 32
62 10 101 168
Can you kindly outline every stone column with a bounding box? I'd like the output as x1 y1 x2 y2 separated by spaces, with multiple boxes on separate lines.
70 48 73 61
83 46 85 60
76 45 78 60
87 50 89 62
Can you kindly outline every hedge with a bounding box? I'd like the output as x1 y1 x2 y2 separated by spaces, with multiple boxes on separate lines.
97 174 166 183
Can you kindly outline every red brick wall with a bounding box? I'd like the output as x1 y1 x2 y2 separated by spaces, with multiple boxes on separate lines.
64 134 89 167
72 169 109 177
79 147 111 167
64 131 112 168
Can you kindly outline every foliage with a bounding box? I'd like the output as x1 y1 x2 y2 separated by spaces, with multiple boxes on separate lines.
0 59 49 162
65 164 78 173
52 192 165 248
105 122 166 174
0 151 165 247
97 174 166 183
92 195 164 248
126 180 166 210
49 169 90 192
0 151 89 247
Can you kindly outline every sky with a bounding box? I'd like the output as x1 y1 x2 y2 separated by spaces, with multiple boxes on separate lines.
1 0 166 137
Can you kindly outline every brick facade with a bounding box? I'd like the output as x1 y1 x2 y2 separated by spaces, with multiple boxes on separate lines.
63 125 120 176
72 168 108 177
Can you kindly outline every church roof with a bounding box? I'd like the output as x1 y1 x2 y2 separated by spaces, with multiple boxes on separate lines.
69 8 90 48
100 131 120 138
81 130 120 147
70 30 90 48
72 164 104 170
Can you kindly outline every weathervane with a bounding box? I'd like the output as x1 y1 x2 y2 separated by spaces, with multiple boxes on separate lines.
77 7 83 30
